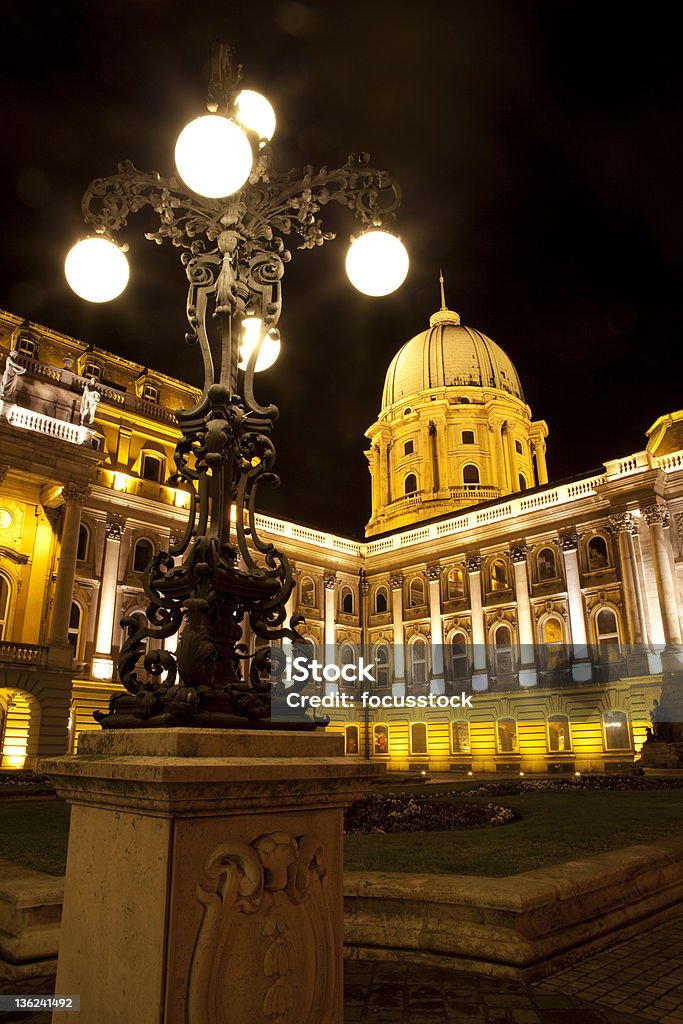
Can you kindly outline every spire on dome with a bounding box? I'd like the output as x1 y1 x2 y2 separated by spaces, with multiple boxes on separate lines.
429 269 460 327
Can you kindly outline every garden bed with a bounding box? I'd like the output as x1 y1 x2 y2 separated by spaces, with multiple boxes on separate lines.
345 793 514 834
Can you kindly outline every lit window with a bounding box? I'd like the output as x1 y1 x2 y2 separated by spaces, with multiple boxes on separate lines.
374 724 389 755
462 430 475 445
452 720 470 754
345 725 359 755
375 644 390 687
67 602 82 657
84 360 102 382
141 454 164 483
410 638 428 684
543 617 567 671
596 608 620 661
604 711 630 750
490 559 508 591
446 566 464 600
405 473 418 495
375 587 388 613
404 439 414 455
497 718 518 753
587 536 609 571
449 632 470 680
133 539 154 574
411 722 428 755
141 382 159 403
537 547 556 581
493 623 514 676
463 464 480 485
16 336 36 358
0 575 10 640
341 588 354 614
300 576 315 607
409 577 425 607
77 524 89 562
548 715 571 752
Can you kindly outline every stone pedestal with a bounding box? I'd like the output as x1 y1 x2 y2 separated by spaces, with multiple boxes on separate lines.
41 729 383 1024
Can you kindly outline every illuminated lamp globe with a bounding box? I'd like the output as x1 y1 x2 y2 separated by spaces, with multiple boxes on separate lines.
235 90 276 142
239 317 281 372
174 115 252 198
64 237 129 303
345 230 409 296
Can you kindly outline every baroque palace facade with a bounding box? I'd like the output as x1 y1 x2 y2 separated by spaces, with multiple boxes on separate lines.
1 301 683 774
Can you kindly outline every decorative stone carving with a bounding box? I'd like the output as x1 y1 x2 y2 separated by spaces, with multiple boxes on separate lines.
61 483 91 506
642 503 668 527
389 574 404 589
509 545 529 564
425 565 441 581
608 512 633 534
323 573 337 590
188 831 333 1024
465 555 482 573
557 533 579 552
105 520 124 542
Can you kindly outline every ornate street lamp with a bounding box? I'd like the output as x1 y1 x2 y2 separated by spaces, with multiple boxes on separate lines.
65 44 408 730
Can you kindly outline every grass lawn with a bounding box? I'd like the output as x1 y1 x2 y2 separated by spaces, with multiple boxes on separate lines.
0 800 70 876
344 788 683 875
1 788 682 878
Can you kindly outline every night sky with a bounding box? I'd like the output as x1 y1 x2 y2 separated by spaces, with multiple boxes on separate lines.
1 2 681 539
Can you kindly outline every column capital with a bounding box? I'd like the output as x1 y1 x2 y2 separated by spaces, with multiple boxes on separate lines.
642 503 669 528
465 554 482 573
558 532 579 553
608 512 638 536
390 574 404 589
425 565 441 581
360 579 370 595
323 573 337 590
428 420 437 437
62 483 91 506
509 544 529 564
105 518 126 542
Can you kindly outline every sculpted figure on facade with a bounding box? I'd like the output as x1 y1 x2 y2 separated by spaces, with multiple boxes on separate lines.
80 377 101 425
0 350 27 402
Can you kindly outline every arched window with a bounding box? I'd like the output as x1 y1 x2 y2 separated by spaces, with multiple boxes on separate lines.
463 464 480 485
493 623 514 677
490 559 508 591
77 524 90 562
408 576 425 607
68 602 83 657
518 473 527 491
133 539 154 574
461 430 475 445
0 575 10 640
595 607 621 662
446 566 464 600
299 576 316 607
410 722 428 755
410 638 428 684
141 453 164 483
603 711 631 750
404 473 418 495
452 720 470 754
374 724 389 755
497 718 518 753
375 644 390 688
537 547 557 581
548 715 571 752
340 643 356 680
543 616 567 671
375 587 388 614
587 535 609 571
341 587 354 615
345 725 359 755
449 631 470 680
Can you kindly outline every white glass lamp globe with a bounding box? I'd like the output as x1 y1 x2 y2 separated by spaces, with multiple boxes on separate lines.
345 230 409 297
64 237 130 303
175 115 253 198
239 317 281 372
235 90 276 143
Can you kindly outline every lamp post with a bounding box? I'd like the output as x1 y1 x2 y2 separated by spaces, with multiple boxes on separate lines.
66 43 408 730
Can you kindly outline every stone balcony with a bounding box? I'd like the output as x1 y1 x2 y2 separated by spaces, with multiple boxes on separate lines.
0 641 48 667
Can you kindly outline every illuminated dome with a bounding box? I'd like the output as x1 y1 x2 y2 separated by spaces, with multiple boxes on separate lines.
381 306 524 410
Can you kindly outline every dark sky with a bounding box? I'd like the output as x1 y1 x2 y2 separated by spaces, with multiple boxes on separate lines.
1 2 681 539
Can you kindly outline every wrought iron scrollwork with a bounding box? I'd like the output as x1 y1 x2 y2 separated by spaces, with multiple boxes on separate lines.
92 45 401 729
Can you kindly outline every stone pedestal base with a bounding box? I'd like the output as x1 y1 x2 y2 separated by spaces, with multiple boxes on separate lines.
41 729 383 1024
637 739 683 769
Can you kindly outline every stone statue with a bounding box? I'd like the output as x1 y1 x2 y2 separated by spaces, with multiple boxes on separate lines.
0 350 27 402
80 377 101 426
649 699 674 743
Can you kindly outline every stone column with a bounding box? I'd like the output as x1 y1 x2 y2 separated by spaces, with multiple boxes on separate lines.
92 519 125 681
535 439 549 485
378 442 388 513
510 545 536 686
558 533 592 681
466 555 488 690
48 483 90 669
426 566 444 693
499 423 511 490
43 729 382 1024
504 422 518 490
642 504 682 661
609 513 644 645
323 574 337 696
369 446 380 519
390 574 405 695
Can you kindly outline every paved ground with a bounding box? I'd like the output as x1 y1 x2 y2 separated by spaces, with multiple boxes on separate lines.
1 918 682 1023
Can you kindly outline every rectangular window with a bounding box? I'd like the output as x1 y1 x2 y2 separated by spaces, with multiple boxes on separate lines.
515 439 523 455
462 430 475 444
404 439 414 455
411 723 428 754
452 721 470 754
